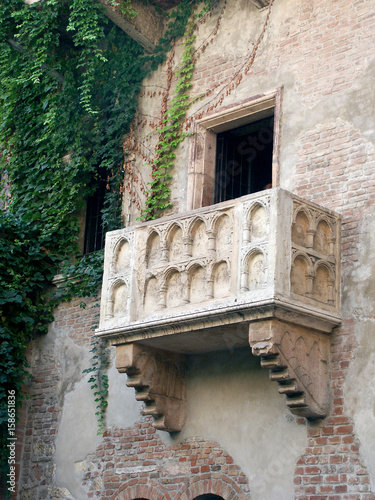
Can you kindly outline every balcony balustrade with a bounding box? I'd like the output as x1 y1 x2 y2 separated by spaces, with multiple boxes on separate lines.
96 188 341 429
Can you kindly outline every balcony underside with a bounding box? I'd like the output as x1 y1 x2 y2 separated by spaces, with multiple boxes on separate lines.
100 300 340 354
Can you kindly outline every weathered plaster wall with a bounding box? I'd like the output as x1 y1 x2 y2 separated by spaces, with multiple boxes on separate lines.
54 360 143 499
172 349 307 500
53 344 307 500
344 205 375 492
17 0 375 498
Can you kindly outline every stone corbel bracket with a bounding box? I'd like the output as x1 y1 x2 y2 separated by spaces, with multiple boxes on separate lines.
116 344 186 432
249 319 330 418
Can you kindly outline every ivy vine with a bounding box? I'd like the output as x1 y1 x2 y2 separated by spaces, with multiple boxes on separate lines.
140 0 212 220
141 19 196 219
0 0 215 490
0 0 146 484
83 333 110 436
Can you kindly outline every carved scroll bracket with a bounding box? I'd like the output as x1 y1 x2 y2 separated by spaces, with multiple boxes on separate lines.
116 344 186 432
249 319 330 419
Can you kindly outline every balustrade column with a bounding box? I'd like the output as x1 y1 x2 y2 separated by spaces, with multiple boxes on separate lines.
206 230 216 258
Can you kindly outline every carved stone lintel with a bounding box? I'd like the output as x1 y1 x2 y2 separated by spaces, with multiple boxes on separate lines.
116 344 186 432
249 319 330 419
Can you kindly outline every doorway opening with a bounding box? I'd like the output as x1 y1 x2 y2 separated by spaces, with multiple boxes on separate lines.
194 495 225 500
214 115 274 203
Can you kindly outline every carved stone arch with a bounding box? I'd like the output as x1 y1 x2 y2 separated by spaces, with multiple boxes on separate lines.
290 252 314 297
292 250 313 266
186 214 205 235
146 229 162 268
143 274 160 314
292 205 314 227
166 222 184 262
189 217 209 258
107 278 129 318
110 478 172 500
214 212 232 250
187 262 207 304
241 247 267 292
314 216 334 255
186 258 207 273
175 476 250 500
292 207 314 248
248 201 269 241
207 256 230 280
164 266 186 308
313 260 335 304
163 263 185 280
212 259 231 299
315 213 334 229
111 237 131 274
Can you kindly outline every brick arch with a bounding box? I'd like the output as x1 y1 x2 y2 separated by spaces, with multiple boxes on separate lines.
110 479 172 500
175 476 251 500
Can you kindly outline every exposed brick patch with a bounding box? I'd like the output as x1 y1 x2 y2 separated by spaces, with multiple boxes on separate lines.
175 476 250 500
83 423 250 499
292 119 375 497
111 478 173 500
292 317 375 499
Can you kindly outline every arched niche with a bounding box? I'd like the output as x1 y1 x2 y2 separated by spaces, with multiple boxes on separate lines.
314 219 332 255
313 264 331 303
213 261 230 299
112 281 128 317
247 251 266 290
191 219 208 258
292 210 310 247
167 224 184 262
146 231 161 268
215 214 232 250
144 277 159 315
189 265 206 304
250 203 268 240
166 270 184 308
115 239 130 273
290 255 309 296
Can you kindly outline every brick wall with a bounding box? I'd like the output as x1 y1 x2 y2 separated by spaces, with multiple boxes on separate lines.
85 424 250 500
14 0 375 498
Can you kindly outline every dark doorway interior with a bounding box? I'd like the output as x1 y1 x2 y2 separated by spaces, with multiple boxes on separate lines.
214 115 274 204
194 495 225 500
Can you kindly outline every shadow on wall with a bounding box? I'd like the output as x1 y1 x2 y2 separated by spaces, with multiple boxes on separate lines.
168 346 308 500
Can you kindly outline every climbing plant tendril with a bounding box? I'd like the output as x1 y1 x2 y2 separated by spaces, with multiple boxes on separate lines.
141 0 212 220
141 19 196 220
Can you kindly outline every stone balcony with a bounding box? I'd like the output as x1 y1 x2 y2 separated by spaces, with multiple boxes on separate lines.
97 188 341 429
98 188 340 346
